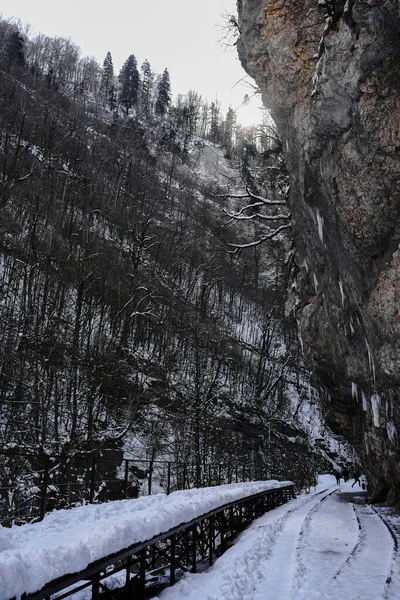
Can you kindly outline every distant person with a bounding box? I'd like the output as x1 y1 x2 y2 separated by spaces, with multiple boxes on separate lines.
342 467 349 482
351 470 361 488
335 471 341 485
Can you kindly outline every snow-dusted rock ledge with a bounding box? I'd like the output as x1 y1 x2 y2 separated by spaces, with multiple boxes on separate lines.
0 480 292 600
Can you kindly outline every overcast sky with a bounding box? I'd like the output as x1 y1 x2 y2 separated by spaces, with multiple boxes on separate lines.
1 0 263 125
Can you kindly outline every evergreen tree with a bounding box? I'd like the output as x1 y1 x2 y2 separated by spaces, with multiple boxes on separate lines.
139 59 154 118
6 30 25 71
118 54 140 115
223 107 237 158
209 100 222 144
155 68 171 117
101 51 115 109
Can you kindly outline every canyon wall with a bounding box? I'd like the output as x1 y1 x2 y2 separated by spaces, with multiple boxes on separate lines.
237 0 400 502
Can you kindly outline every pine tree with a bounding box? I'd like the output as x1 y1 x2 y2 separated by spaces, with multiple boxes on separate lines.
6 30 25 71
118 54 140 115
209 100 222 144
101 51 115 109
223 107 237 158
155 68 171 117
139 59 154 118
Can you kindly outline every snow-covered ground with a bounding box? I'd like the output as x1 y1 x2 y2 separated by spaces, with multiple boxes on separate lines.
0 480 291 600
1 476 399 600
157 475 400 600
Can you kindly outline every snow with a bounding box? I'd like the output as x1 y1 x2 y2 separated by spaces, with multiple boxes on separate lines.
3 477 398 600
0 481 291 600
157 476 399 600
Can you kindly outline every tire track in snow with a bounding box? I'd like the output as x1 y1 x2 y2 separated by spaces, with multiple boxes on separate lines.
250 487 337 600
370 507 399 600
316 503 395 600
331 504 363 579
292 492 359 600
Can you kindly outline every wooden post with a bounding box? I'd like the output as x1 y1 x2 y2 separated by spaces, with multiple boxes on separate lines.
220 511 226 552
124 460 129 499
125 556 131 589
209 516 214 566
167 462 171 495
92 573 100 600
191 525 197 573
170 535 176 586
89 457 96 503
148 461 153 496
183 463 187 490
139 550 146 600
39 454 50 521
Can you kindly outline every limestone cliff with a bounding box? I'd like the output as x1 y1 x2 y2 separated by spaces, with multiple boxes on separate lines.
237 0 400 502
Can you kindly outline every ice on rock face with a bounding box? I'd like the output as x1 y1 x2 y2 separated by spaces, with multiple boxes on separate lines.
316 209 324 243
361 391 368 412
371 394 381 427
365 339 376 384
351 382 358 401
386 421 397 444
349 319 355 336
338 279 345 306
313 273 319 293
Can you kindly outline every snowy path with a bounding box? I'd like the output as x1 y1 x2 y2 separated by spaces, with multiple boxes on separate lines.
158 477 400 600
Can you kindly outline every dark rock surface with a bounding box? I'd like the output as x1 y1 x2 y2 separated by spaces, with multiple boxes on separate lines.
237 0 400 503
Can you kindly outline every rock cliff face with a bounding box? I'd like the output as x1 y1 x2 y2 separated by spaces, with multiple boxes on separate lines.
237 0 400 502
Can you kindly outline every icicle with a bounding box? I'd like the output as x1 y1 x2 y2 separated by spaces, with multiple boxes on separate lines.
386 421 397 444
351 382 358 401
371 394 381 427
361 391 368 412
349 320 355 336
365 339 376 384
338 279 345 306
316 209 324 243
313 273 319 293
303 260 309 273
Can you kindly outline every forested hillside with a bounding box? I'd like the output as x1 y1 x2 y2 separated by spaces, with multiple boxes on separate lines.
0 18 344 492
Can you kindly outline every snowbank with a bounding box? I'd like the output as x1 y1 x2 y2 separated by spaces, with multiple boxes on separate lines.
0 480 291 600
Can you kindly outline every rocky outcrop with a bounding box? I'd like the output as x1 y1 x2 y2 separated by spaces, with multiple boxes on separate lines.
237 0 400 502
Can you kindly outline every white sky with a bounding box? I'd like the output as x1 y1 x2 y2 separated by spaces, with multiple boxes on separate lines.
0 0 263 125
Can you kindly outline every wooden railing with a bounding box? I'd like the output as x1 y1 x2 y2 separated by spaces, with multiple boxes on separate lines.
19 484 296 600
0 449 280 526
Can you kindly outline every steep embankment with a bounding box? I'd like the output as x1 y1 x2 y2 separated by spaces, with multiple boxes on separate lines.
237 0 400 502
